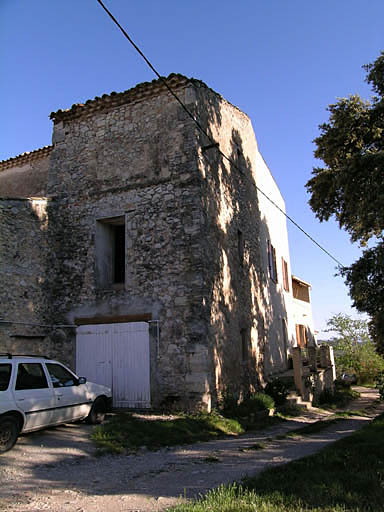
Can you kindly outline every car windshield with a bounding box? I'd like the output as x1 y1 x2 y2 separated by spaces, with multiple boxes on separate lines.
0 364 12 391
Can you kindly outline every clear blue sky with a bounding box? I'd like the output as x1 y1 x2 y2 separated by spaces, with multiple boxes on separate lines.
1 0 383 336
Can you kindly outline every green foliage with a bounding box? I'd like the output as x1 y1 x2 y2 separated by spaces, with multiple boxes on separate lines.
306 51 384 352
237 392 275 416
264 378 290 406
326 313 384 384
92 411 243 454
375 371 384 400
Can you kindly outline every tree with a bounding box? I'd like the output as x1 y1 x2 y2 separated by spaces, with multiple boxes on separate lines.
306 51 384 352
326 313 384 384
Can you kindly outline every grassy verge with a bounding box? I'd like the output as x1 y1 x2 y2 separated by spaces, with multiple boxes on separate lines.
167 413 384 512
92 411 244 454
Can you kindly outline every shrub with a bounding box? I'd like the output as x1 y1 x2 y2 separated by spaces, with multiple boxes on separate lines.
237 392 275 416
264 378 290 406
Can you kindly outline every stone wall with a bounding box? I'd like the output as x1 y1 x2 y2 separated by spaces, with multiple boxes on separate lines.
0 75 297 410
0 147 51 197
0 198 57 357
46 78 207 408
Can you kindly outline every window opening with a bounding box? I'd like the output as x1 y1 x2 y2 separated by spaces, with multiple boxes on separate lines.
282 258 289 291
267 240 278 282
241 328 248 361
295 324 308 348
238 230 244 267
113 224 125 284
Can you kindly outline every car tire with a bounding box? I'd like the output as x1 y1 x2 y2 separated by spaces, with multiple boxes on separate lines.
86 397 107 424
0 416 20 454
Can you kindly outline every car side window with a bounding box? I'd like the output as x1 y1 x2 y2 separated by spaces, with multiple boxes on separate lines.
15 363 48 390
46 363 77 388
0 364 12 391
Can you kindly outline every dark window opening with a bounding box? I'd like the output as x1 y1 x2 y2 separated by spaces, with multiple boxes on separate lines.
113 224 125 284
238 230 244 266
267 240 278 282
241 328 248 361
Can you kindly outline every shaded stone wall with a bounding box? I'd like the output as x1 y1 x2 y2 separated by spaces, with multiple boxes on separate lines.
0 198 56 356
192 83 292 404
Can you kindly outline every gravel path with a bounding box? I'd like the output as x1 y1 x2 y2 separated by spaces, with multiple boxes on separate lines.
1 387 383 512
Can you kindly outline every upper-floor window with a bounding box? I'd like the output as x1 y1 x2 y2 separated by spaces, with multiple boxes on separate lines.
282 258 290 292
95 216 125 288
292 278 310 302
238 230 244 267
267 240 278 282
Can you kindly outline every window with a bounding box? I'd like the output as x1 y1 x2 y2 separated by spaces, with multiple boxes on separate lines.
267 240 278 282
295 324 308 348
237 230 244 266
46 363 77 388
15 363 48 390
241 328 248 361
0 364 11 391
282 258 289 292
96 216 125 288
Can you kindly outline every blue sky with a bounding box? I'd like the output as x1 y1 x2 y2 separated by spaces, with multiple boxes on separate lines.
1 0 383 335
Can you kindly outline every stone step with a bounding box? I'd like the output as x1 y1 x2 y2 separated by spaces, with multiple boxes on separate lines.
286 392 312 410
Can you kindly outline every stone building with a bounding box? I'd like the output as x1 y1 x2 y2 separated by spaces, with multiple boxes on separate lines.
0 74 316 410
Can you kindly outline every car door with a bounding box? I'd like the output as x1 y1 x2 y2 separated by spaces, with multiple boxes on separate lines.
45 363 92 423
13 362 55 430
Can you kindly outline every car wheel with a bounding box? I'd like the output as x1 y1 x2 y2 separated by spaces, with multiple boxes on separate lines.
0 416 20 454
86 397 107 424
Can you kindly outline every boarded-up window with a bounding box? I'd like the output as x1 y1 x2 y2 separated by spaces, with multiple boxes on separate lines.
282 258 289 292
295 324 308 348
267 240 278 282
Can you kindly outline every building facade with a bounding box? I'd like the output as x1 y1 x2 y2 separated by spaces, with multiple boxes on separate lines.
0 74 315 410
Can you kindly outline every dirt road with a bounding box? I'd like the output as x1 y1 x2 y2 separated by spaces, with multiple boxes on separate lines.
1 387 383 512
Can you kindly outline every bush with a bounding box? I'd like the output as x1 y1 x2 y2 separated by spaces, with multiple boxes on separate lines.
264 378 290 406
237 392 275 416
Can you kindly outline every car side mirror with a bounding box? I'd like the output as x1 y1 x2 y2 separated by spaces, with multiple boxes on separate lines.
77 377 87 385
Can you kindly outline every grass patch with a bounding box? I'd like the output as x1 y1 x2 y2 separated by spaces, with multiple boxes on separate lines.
92 411 243 454
167 413 384 511
319 386 360 409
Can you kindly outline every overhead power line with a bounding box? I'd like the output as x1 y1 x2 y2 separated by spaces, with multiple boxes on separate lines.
96 0 345 270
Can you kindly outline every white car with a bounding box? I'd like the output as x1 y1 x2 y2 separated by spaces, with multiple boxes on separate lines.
0 354 112 453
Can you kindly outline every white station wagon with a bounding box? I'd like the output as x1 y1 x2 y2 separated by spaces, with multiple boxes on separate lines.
0 354 112 453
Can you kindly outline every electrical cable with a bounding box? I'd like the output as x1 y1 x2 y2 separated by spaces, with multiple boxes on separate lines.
96 0 346 270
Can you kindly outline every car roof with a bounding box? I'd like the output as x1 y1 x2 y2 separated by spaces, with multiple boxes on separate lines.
0 354 57 363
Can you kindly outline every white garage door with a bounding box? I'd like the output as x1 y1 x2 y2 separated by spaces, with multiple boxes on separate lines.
76 322 150 408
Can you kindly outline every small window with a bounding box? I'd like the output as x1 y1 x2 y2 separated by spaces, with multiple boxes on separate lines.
15 363 48 390
241 328 248 361
0 364 12 391
267 240 278 282
295 324 308 348
282 258 289 292
96 216 125 288
46 363 77 388
238 230 244 266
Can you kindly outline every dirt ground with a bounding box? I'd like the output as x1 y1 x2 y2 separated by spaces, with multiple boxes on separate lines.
1 387 383 512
